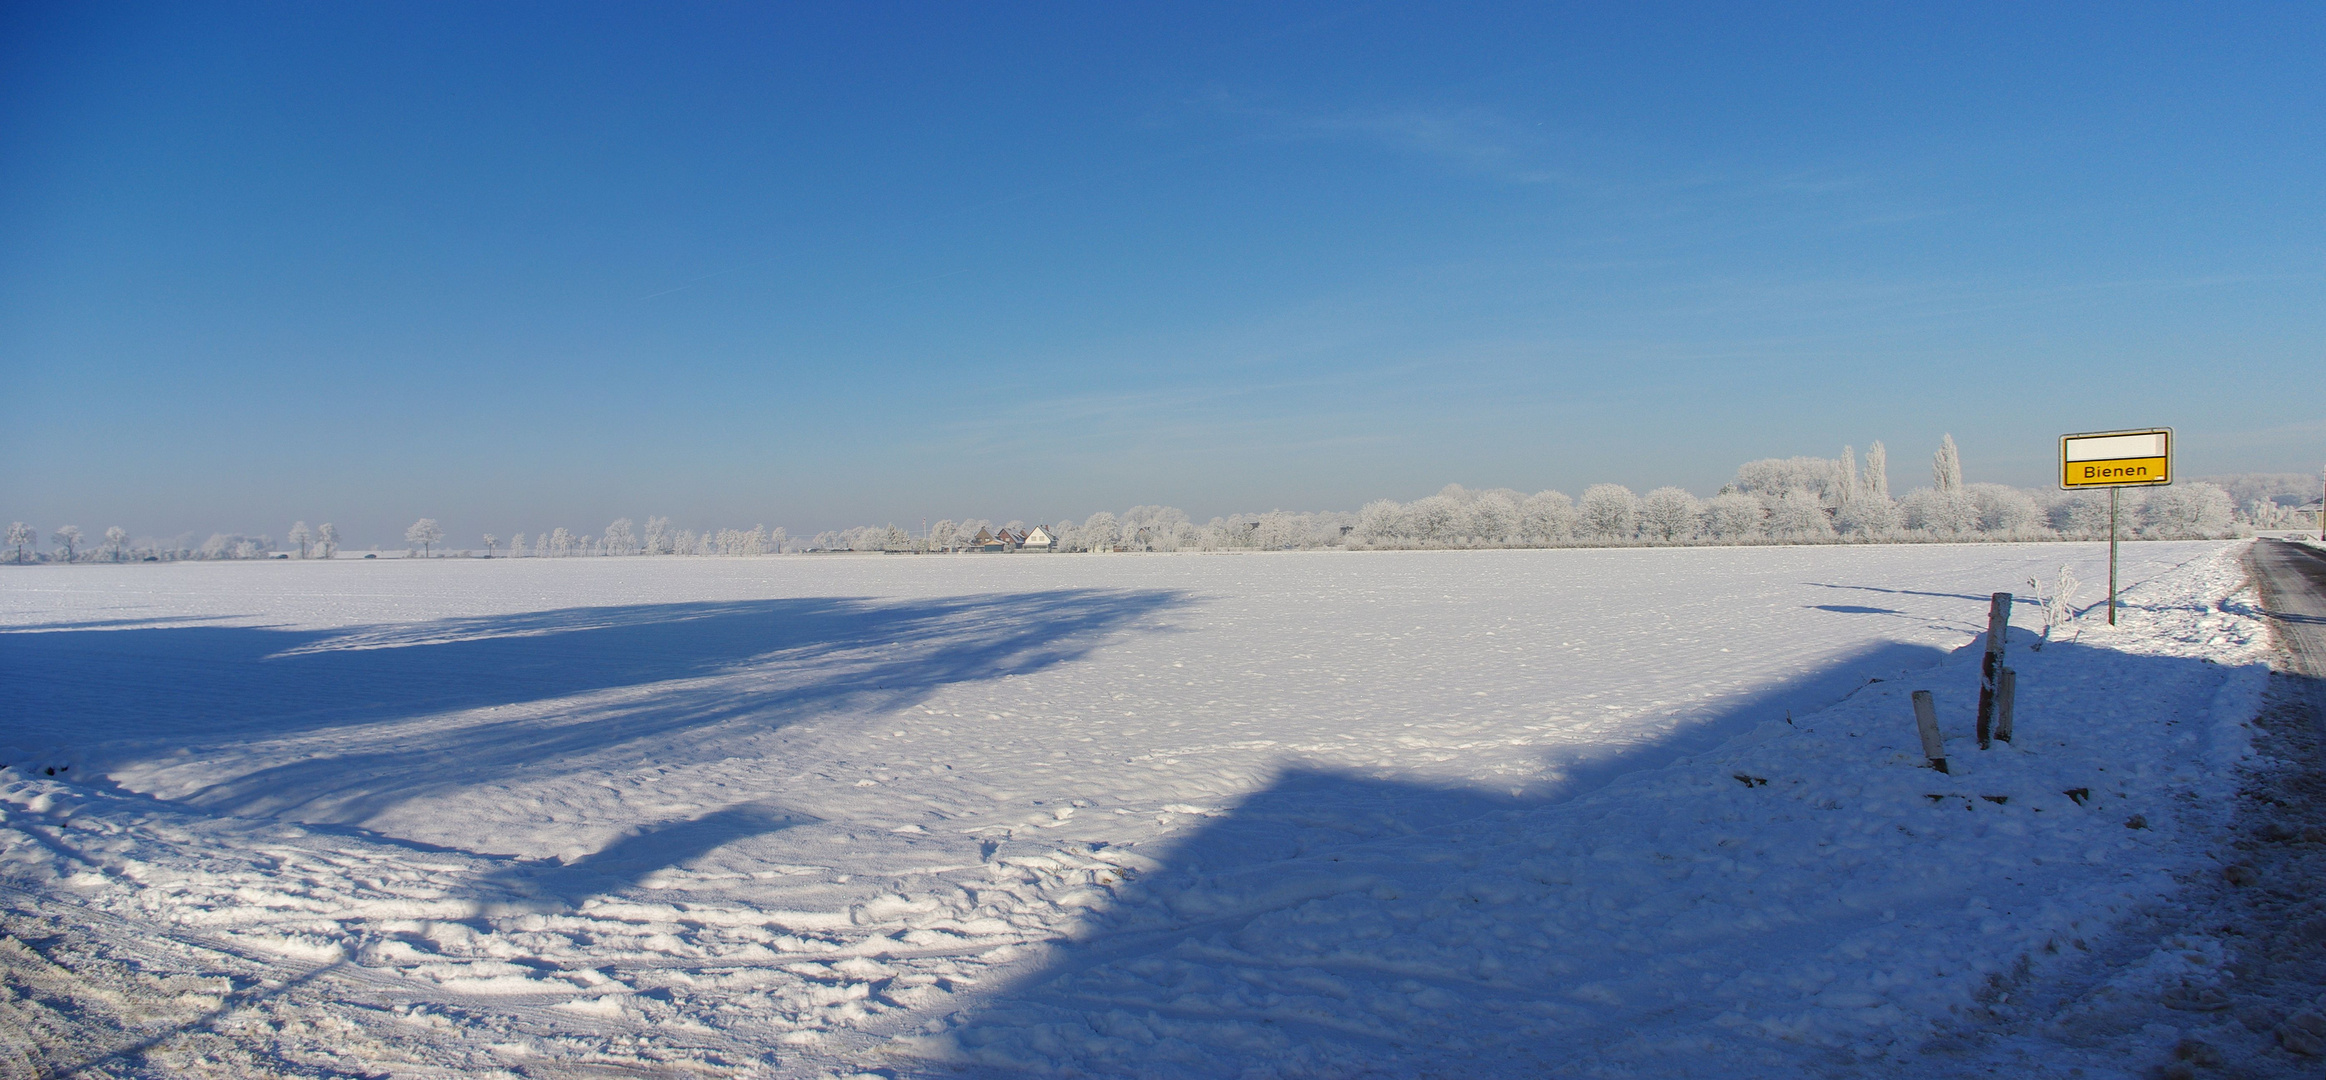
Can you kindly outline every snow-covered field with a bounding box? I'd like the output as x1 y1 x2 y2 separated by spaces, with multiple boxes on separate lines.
0 542 2274 1077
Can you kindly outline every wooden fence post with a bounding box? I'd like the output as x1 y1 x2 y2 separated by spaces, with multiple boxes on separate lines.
1994 668 2016 744
1976 592 2012 749
1913 690 1948 774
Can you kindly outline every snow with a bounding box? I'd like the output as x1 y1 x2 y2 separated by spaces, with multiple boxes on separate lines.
0 541 2275 1076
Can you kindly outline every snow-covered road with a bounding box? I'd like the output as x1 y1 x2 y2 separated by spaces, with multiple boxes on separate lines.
0 541 2269 1076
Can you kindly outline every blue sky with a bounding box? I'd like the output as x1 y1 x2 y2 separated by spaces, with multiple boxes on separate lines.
3 3 2320 544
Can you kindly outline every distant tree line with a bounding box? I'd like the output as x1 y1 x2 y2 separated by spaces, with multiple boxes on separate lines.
1 521 341 564
7 438 2306 565
1343 437 2244 549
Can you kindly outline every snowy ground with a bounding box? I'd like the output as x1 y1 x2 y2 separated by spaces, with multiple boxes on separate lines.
0 541 2280 1077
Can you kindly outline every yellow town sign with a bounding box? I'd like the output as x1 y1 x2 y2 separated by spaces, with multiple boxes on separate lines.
2059 428 2172 489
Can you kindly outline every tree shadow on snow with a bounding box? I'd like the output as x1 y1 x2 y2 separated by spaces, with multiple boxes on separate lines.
915 632 2251 1078
0 589 1184 825
1803 581 1998 604
482 801 821 910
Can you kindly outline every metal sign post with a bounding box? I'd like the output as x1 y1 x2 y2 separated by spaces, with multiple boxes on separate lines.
2060 428 2173 626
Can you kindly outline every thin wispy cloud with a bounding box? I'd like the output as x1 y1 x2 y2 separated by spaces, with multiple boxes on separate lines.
1201 91 1568 185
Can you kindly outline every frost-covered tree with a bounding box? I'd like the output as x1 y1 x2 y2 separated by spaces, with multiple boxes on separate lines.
1835 493 1898 536
1248 511 1300 550
1900 488 1978 535
51 526 82 562
1082 511 1120 552
1355 500 1409 547
642 516 670 555
1579 484 1637 541
1932 434 1963 494
1768 490 1835 539
604 518 638 556
928 520 957 552
1704 493 1766 541
6 522 30 563
482 533 499 558
2142 482 2234 538
1733 458 1841 504
405 518 444 557
1407 495 1459 545
549 527 574 556
1124 506 1190 545
317 523 339 558
288 521 312 559
509 531 526 557
103 526 128 562
768 526 788 554
1967 484 2045 535
1638 487 1703 542
1864 441 1890 500
1518 491 1577 545
1466 491 1519 545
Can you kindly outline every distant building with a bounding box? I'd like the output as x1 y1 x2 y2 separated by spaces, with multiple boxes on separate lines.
1021 526 1056 551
